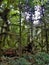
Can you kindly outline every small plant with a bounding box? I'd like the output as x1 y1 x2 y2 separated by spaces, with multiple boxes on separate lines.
34 52 49 65
8 57 31 65
16 58 31 65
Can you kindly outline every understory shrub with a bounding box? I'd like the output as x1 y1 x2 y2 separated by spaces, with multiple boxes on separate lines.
34 52 49 65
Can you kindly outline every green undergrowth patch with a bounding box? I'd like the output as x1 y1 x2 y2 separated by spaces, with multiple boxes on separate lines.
1 52 49 65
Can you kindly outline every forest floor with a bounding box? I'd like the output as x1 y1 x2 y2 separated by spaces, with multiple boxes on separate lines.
0 53 35 65
0 52 49 65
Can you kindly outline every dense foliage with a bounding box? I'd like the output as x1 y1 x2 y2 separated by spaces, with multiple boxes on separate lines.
0 0 49 65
